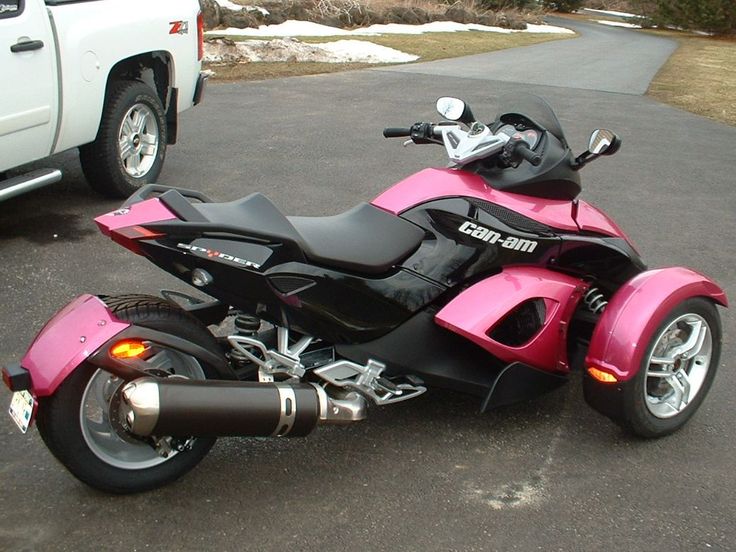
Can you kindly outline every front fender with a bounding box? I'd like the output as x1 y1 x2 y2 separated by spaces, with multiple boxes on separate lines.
585 267 727 383
21 295 131 397
435 267 588 373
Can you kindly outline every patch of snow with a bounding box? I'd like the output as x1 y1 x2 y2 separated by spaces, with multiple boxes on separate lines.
524 23 575 34
582 8 642 19
204 37 418 64
595 19 642 29
206 19 575 38
318 40 418 63
214 0 269 17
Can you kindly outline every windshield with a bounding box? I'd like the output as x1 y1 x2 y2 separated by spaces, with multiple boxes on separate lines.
494 93 566 144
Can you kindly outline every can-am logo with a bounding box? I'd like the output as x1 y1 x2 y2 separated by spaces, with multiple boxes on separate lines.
177 243 261 269
458 221 538 253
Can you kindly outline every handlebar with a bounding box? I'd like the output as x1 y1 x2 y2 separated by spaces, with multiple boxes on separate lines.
514 142 542 166
383 128 412 138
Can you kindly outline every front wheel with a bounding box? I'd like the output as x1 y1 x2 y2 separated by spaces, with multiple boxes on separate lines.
36 295 223 493
620 297 721 438
79 81 167 199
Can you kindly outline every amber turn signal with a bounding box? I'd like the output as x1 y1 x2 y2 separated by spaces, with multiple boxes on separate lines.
110 340 147 359
587 366 618 383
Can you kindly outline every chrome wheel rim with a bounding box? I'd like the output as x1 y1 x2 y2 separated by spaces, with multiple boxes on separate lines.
118 103 159 178
80 348 204 470
644 313 712 419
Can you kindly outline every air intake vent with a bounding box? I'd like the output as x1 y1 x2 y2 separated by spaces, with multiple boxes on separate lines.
468 199 555 235
488 299 546 347
268 276 316 296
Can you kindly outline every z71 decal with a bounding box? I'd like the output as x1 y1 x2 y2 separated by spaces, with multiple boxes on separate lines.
169 21 190 35
458 221 539 253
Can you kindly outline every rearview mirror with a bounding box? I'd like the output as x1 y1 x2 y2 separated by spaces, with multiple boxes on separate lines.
588 129 621 156
436 97 475 125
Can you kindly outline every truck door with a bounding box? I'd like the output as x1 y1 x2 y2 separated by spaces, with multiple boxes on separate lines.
0 0 57 172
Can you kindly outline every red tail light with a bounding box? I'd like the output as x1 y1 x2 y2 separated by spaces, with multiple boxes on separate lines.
110 225 165 256
197 11 204 61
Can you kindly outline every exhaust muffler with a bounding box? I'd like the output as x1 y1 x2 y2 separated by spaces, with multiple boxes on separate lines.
120 377 367 438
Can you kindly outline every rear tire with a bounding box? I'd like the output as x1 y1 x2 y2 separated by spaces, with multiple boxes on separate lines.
36 295 223 494
79 81 167 199
620 297 721 438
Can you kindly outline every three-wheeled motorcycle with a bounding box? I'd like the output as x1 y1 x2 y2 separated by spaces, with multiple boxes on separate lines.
3 94 726 493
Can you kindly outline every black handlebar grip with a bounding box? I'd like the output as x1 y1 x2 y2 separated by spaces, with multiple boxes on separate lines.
516 143 542 166
383 128 412 138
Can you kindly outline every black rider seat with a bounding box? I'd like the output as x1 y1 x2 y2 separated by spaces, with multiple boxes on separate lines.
194 193 425 275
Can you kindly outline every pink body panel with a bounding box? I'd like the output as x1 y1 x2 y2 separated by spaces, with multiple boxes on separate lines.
372 168 580 232
372 168 631 241
94 198 177 236
575 200 632 242
585 267 728 382
21 295 130 396
435 267 588 373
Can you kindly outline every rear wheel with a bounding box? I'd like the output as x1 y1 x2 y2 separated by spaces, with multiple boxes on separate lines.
36 295 224 494
621 298 721 438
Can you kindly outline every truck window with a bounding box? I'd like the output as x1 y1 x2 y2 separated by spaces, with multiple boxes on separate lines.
0 1 21 19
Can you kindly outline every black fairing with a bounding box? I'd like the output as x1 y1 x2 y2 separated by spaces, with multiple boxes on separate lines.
472 94 582 200
399 197 561 286
476 133 582 200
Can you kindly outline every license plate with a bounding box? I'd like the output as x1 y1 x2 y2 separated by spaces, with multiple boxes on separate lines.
8 390 35 434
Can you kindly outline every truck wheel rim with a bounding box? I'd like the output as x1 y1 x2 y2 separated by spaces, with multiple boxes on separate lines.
80 349 205 470
644 313 712 419
118 103 159 178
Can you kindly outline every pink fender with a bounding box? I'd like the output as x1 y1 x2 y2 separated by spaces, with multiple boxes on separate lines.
585 267 728 382
21 295 130 396
435 267 588 373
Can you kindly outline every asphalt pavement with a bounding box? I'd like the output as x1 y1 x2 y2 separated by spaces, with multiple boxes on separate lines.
1 18 734 552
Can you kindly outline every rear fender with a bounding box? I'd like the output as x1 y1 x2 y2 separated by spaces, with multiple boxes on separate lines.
585 267 728 383
435 267 589 373
20 295 234 397
20 295 131 397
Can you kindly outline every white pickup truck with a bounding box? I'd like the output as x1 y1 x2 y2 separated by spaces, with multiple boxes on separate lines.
0 0 207 200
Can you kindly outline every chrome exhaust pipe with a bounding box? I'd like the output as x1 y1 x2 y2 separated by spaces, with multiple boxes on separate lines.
120 377 367 438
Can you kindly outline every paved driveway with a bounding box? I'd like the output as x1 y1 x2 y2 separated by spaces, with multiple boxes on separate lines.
1 19 734 552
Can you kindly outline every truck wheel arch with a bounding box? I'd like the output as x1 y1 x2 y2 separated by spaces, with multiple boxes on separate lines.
104 51 178 145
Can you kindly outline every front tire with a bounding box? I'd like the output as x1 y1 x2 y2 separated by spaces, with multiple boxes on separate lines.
80 81 167 199
36 295 224 494
620 297 721 438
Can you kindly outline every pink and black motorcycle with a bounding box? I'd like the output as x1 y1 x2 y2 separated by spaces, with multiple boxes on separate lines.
3 94 727 493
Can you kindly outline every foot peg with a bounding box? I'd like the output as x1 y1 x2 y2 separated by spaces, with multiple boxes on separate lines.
314 359 426 405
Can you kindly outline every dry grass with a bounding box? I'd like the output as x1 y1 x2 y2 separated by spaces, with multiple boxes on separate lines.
206 31 570 81
210 61 373 81
647 31 736 126
300 31 567 61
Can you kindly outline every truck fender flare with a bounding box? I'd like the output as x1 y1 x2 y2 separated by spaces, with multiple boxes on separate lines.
585 267 727 383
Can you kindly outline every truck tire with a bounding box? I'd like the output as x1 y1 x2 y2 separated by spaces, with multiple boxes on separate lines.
36 294 223 494
80 81 167 199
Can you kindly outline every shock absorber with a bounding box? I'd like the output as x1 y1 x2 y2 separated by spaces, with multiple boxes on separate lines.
229 313 262 375
583 288 608 314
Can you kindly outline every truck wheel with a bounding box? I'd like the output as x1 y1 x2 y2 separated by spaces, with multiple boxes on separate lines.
36 295 223 494
80 81 167 199
620 297 721 438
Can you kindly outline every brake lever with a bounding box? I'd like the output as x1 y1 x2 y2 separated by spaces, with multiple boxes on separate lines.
403 139 414 147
